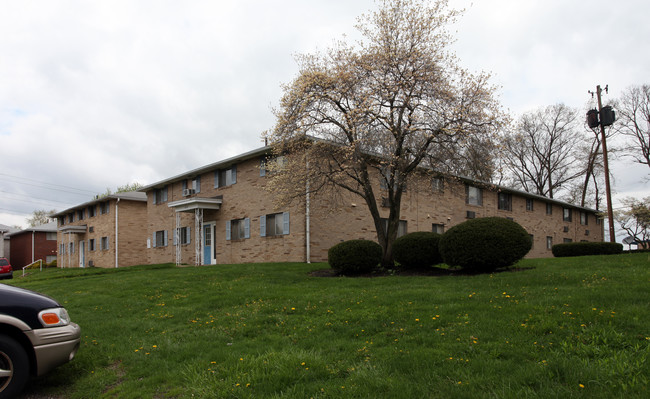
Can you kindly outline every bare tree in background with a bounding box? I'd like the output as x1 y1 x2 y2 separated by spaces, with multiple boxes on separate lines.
616 84 650 169
502 104 584 199
266 0 502 266
616 196 650 249
27 209 57 227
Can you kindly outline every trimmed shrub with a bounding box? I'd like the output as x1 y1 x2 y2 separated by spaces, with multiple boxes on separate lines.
552 242 623 257
328 240 382 275
393 232 442 269
439 217 532 272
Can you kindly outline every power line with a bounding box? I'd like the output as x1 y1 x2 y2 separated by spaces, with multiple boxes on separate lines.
0 190 76 206
0 173 97 196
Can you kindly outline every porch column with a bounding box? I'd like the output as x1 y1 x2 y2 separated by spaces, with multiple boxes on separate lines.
195 209 203 266
175 212 181 266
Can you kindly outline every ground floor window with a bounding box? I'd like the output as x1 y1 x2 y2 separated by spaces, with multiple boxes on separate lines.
381 218 407 238
100 236 110 250
89 239 96 251
176 227 191 245
227 218 250 240
153 231 167 247
261 212 290 237
546 236 553 250
432 223 444 234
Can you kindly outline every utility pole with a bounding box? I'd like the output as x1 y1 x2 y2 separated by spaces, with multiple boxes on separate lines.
588 85 616 243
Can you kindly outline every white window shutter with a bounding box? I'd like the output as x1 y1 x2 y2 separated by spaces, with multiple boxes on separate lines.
153 232 157 248
214 170 219 188
283 212 290 235
231 165 237 184
173 229 178 246
187 227 191 244
260 158 266 177
260 215 266 237
244 218 250 239
226 220 231 241
163 230 168 247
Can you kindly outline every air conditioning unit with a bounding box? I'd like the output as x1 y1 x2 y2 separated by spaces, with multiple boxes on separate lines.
183 189 196 196
89 226 94 233
88 260 94 267
585 230 590 236
466 211 476 219
563 226 569 233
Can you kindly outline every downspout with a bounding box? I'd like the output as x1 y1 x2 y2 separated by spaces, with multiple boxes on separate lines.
115 198 120 268
31 231 35 263
305 160 311 263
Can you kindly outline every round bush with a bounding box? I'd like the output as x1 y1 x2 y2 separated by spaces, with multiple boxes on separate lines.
439 217 532 272
393 232 442 269
328 240 382 275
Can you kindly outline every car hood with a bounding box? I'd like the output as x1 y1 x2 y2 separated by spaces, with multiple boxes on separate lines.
0 284 62 329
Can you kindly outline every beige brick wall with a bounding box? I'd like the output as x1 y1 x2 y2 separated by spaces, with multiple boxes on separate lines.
307 174 604 261
57 198 147 268
146 156 307 265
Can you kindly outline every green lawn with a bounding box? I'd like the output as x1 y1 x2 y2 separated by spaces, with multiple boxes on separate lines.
9 253 650 398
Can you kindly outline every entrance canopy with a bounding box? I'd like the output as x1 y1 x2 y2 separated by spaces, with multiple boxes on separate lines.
167 197 222 213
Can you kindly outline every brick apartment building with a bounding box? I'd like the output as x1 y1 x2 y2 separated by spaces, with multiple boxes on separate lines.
6 222 58 269
53 192 147 268
55 144 604 268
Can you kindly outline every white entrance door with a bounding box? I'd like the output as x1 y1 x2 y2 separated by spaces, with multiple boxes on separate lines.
79 241 85 268
203 223 216 265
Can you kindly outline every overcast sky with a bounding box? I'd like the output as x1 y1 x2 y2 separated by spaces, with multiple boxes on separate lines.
1 0 648 230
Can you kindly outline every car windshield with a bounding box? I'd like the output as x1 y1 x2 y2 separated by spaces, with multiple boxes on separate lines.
0 259 8 266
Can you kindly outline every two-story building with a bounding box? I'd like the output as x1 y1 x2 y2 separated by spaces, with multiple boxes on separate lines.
53 192 147 268
55 144 604 268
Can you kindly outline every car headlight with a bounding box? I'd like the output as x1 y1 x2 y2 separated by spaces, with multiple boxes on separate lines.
38 307 71 327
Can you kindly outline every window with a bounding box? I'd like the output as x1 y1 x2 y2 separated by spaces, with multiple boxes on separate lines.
175 227 191 245
563 208 572 222
432 177 444 193
68 213 74 223
88 205 96 217
526 199 534 211
59 243 65 255
153 186 168 204
261 212 290 237
46 232 57 241
381 218 407 238
59 216 65 226
100 201 110 215
227 218 250 240
432 223 444 234
100 237 109 250
260 156 287 177
546 236 553 250
563 238 573 243
69 242 75 254
215 165 237 188
580 211 588 225
379 167 406 191
546 203 553 215
182 177 201 195
46 255 57 264
596 217 601 225
89 239 96 251
77 209 85 220
466 185 483 206
153 231 167 247
498 193 512 211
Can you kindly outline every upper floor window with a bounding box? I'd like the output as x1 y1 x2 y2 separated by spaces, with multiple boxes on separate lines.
432 177 444 193
498 193 512 211
67 213 74 223
77 209 85 220
88 205 96 217
580 211 588 225
100 201 110 215
182 177 201 196
59 216 66 226
100 236 110 250
153 186 168 204
215 165 237 188
563 208 572 222
260 156 287 176
526 198 534 211
466 185 483 206
546 203 553 215
46 232 57 241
